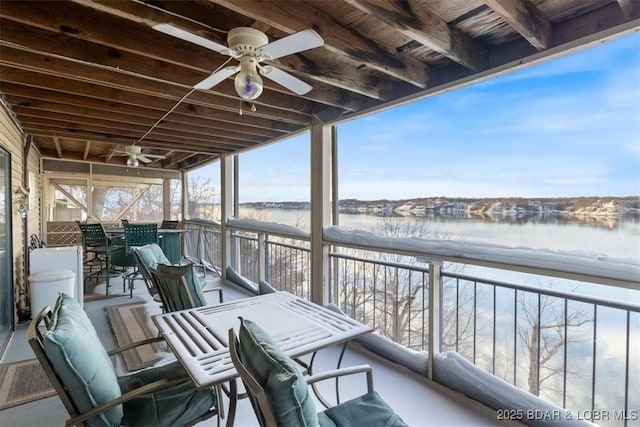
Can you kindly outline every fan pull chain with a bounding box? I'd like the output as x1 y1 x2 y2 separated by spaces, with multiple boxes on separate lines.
135 88 196 145
135 57 233 145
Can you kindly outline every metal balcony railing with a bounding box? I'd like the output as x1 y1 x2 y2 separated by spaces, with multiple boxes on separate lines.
182 218 640 423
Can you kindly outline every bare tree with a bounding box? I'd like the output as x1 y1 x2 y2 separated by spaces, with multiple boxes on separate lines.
333 215 477 352
516 289 590 399
187 176 218 219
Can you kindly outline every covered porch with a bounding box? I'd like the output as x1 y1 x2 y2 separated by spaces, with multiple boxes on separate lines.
1 1 639 426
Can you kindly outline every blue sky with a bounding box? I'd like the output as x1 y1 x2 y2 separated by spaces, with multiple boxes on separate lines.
196 33 640 202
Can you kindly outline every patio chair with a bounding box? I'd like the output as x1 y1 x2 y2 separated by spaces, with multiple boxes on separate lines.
228 317 408 427
131 244 169 305
150 265 223 312
118 223 158 297
76 221 123 294
133 244 211 301
28 293 221 427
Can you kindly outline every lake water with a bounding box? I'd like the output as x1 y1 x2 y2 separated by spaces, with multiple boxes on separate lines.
240 207 640 259
239 208 639 416
239 207 640 302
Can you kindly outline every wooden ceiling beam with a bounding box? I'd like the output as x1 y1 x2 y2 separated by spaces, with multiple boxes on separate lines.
40 147 115 164
0 46 311 125
13 105 270 145
0 75 301 133
163 152 197 168
483 0 552 50
344 0 487 71
19 117 249 151
16 109 256 148
68 1 388 101
211 0 429 88
83 140 91 160
0 3 371 110
23 125 227 155
617 0 636 18
0 0 226 72
0 18 348 113
53 136 63 157
4 93 287 139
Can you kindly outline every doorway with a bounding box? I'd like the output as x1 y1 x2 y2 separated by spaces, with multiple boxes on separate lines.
0 146 13 353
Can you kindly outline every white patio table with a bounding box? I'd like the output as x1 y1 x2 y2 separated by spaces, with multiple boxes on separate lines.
152 291 372 425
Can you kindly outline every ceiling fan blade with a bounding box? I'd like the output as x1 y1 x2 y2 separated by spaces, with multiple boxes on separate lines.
194 65 241 90
136 155 153 164
260 66 313 95
260 29 324 60
153 23 231 54
141 154 166 159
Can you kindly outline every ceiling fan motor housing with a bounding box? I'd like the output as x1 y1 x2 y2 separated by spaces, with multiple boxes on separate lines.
125 145 142 155
228 27 269 57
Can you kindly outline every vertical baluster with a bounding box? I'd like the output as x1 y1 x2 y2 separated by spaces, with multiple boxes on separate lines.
456 278 460 353
591 305 597 413
536 293 541 396
473 280 477 364
492 285 496 375
563 298 568 408
514 289 518 386
624 310 630 427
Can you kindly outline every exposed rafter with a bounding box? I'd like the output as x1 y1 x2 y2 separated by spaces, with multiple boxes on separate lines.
344 0 488 71
53 136 63 157
0 0 635 170
211 0 429 88
483 0 552 50
83 140 91 160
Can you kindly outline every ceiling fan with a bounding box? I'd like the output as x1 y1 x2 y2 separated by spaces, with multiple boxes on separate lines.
153 24 324 100
111 145 166 167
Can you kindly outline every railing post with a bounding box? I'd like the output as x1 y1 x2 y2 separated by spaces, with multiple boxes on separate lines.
428 261 441 380
310 119 331 305
220 154 233 278
258 233 266 283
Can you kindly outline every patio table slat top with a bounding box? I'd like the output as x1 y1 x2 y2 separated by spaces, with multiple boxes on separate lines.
153 292 372 388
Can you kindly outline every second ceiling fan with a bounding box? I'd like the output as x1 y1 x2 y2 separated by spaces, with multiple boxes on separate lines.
154 24 324 100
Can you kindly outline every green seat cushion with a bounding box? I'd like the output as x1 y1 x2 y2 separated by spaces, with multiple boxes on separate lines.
239 318 319 427
134 243 170 270
119 361 215 427
318 391 408 427
156 263 207 307
43 293 123 427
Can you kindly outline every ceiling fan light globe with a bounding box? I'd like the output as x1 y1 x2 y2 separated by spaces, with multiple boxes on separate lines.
127 157 139 168
234 68 263 100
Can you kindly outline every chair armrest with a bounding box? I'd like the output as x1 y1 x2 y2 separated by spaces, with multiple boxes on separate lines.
203 287 224 303
107 336 165 356
65 376 190 427
305 364 374 393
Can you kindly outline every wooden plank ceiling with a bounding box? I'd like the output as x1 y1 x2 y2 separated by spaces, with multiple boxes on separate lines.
0 0 637 170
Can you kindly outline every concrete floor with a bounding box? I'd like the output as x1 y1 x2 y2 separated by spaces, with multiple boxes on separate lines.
0 272 505 427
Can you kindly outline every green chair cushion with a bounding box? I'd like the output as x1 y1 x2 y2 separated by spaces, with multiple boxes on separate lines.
135 243 170 270
156 263 207 307
318 391 408 427
43 293 123 427
118 361 215 427
239 318 319 427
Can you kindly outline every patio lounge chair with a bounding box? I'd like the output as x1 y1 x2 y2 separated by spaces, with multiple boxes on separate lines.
150 265 223 312
228 317 408 427
28 293 220 427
